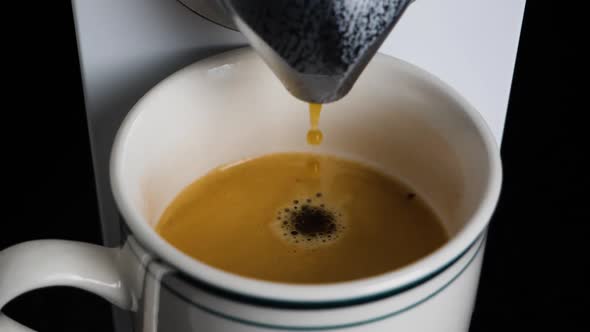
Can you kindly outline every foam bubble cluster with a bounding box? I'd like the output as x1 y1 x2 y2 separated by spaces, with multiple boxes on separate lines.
274 193 345 248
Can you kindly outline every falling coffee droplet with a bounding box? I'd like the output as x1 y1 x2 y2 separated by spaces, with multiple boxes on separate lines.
307 130 323 145
306 158 321 176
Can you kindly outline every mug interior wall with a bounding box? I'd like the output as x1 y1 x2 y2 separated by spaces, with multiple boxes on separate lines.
117 50 492 239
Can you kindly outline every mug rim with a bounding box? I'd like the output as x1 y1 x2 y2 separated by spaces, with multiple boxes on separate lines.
110 47 502 304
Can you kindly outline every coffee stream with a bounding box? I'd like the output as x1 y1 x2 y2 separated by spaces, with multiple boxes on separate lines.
307 103 323 145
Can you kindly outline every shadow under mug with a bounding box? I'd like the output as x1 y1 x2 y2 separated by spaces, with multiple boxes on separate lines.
0 48 501 332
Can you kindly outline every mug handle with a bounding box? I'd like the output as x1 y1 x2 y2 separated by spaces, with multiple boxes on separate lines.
0 240 135 332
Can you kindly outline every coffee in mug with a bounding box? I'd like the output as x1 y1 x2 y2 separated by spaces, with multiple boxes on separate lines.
156 152 448 283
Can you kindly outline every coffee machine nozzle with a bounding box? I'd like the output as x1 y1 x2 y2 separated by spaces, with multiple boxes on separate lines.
220 0 414 104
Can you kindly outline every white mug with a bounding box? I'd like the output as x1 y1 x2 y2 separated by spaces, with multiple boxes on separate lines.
0 48 501 332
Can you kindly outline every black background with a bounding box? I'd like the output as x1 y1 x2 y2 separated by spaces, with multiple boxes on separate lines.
1 1 587 331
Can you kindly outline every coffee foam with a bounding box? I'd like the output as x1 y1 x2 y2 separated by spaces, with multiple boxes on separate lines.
272 192 346 249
